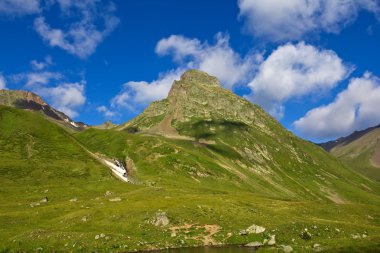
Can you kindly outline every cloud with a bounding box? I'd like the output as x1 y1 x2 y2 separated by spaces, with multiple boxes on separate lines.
10 65 86 118
97 105 116 118
0 74 6 89
37 82 86 118
34 0 119 58
110 32 259 113
30 56 52 71
11 71 62 87
246 42 351 118
294 72 380 140
0 0 41 16
238 0 380 41
111 69 183 110
156 33 258 88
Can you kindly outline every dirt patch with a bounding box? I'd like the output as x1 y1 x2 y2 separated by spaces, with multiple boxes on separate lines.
150 115 179 136
26 135 36 159
371 144 380 168
320 187 346 204
169 224 221 245
216 161 248 180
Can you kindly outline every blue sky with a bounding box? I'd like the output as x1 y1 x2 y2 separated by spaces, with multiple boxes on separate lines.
0 0 380 142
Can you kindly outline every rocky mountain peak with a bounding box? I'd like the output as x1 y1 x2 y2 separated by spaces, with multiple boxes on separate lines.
179 69 221 86
119 70 276 135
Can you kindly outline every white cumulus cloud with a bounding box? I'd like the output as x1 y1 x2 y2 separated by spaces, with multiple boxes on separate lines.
10 70 62 87
238 0 380 41
34 0 119 58
37 82 86 118
246 42 351 118
0 0 41 16
111 69 183 110
30 56 53 71
10 66 86 118
97 105 116 118
294 72 380 140
156 33 258 88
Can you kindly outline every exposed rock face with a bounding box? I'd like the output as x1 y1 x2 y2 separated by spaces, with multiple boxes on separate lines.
0 89 87 130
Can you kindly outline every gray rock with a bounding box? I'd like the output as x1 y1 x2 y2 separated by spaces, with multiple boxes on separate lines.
30 202 40 207
267 235 276 246
40 197 48 203
245 241 263 247
301 229 312 240
313 243 322 252
109 197 122 202
239 230 248 236
246 224 266 234
153 212 170 227
352 233 360 239
281 245 293 252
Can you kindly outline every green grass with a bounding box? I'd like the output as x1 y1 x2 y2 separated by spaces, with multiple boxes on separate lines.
1 106 380 252
329 128 380 182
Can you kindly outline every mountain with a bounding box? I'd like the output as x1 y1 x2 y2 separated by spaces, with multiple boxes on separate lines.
107 70 379 202
118 70 274 136
2 71 380 252
0 89 88 130
320 124 380 181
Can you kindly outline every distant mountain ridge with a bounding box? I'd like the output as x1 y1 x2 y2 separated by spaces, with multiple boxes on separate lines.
0 89 88 130
320 124 380 181
319 124 380 152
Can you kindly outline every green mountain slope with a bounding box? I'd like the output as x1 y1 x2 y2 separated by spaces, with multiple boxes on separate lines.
1 70 380 252
102 70 380 204
75 70 380 251
320 125 380 181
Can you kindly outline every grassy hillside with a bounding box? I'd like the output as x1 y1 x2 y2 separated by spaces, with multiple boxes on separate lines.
75 70 380 252
2 67 380 253
74 127 380 252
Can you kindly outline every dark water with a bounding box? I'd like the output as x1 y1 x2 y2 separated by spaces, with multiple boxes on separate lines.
149 246 258 253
